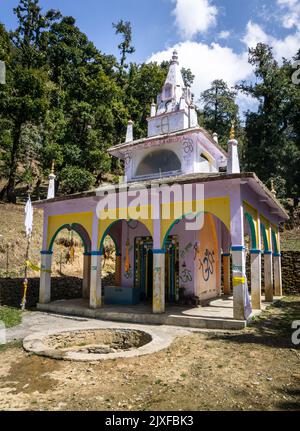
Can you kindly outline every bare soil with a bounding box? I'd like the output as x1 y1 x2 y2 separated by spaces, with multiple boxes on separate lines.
0 297 299 411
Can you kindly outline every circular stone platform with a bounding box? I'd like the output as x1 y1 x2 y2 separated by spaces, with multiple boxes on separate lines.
23 326 172 361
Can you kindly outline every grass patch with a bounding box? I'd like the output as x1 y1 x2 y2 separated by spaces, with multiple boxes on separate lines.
0 340 23 352
0 306 22 328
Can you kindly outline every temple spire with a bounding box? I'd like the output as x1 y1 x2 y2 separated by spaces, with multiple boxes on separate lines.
147 50 198 137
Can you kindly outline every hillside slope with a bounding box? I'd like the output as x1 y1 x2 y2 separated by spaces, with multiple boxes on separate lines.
0 203 44 278
0 203 115 280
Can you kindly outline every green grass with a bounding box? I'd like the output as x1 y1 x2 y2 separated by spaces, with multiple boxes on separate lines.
0 306 22 328
0 340 23 353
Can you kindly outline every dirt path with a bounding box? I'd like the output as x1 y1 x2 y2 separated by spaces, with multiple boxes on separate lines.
0 297 299 411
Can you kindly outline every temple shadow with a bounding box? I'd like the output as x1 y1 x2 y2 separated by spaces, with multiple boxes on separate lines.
275 384 300 410
209 298 300 349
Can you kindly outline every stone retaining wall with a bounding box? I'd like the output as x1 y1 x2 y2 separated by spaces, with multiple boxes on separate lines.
226 251 299 295
281 251 300 295
0 277 82 308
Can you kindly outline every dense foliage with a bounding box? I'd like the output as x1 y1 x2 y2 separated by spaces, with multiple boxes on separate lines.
0 1 168 201
239 44 300 208
0 1 299 208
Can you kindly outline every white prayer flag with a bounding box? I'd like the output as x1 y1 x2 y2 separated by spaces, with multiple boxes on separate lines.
24 196 33 237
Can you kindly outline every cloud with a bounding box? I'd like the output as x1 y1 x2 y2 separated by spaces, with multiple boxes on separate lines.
172 0 218 39
242 20 300 61
242 21 270 48
218 30 231 40
277 0 300 30
146 0 300 117
147 41 253 100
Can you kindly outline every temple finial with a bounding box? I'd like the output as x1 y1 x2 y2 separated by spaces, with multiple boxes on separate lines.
230 120 235 140
271 179 277 196
51 159 55 175
171 50 179 64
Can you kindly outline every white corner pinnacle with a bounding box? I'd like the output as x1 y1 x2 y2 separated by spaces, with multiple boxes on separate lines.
213 132 218 144
47 161 56 199
227 138 240 174
150 101 156 117
126 120 134 143
227 122 240 174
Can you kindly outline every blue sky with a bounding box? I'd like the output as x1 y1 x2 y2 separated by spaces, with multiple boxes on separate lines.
1 0 300 112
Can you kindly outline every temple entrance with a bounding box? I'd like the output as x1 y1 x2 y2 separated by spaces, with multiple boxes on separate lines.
134 236 179 304
134 237 153 301
47 223 92 301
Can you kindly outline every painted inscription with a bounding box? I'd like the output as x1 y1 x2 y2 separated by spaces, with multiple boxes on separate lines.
179 268 192 283
199 249 215 282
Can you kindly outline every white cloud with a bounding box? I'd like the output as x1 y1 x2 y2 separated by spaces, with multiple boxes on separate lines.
147 41 252 101
242 21 270 48
242 20 300 61
218 30 231 40
277 0 300 30
146 0 300 117
172 0 218 39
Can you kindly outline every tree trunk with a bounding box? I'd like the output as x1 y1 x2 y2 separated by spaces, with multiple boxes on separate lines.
35 178 41 200
0 184 7 201
6 123 22 203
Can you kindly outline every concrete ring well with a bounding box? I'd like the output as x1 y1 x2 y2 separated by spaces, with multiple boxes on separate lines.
23 325 177 362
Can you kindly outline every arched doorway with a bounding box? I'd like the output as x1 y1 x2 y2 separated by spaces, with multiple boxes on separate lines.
98 219 153 305
47 223 91 301
101 235 118 287
134 236 154 301
261 222 274 302
162 212 227 304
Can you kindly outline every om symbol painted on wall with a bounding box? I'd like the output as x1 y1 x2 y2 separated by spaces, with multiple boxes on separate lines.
179 268 192 284
124 151 132 167
182 138 194 154
199 249 215 282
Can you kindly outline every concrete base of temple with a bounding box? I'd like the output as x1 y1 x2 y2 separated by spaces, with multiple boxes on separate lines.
37 296 282 330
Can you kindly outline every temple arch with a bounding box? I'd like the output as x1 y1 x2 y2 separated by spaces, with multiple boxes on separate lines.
48 223 91 254
260 222 270 251
271 230 279 254
99 220 122 256
244 212 257 250
162 211 231 301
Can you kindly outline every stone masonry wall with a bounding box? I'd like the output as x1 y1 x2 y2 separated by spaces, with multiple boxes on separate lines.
0 277 82 309
225 251 299 295
281 251 300 295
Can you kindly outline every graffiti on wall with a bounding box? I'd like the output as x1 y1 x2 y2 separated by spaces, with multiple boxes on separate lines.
199 249 215 282
124 267 132 279
180 242 193 258
179 268 192 284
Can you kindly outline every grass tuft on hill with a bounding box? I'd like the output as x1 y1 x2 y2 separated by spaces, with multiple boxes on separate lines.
0 306 22 328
